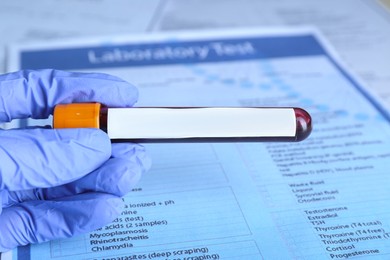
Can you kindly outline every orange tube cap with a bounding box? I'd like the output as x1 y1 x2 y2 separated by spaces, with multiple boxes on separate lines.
53 103 101 129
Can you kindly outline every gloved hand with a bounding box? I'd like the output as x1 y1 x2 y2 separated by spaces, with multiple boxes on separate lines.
0 69 151 252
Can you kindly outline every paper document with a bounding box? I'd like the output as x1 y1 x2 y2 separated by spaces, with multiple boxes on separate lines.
151 0 390 110
6 28 390 259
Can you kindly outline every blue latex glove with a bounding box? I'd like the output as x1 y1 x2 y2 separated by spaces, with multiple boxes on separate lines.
0 69 151 252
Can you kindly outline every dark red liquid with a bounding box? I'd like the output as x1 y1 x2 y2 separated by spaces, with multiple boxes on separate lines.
294 108 312 141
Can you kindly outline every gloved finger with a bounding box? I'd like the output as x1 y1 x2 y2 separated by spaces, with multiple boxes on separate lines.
0 127 111 191
0 69 138 122
3 143 151 206
0 193 123 252
43 143 151 197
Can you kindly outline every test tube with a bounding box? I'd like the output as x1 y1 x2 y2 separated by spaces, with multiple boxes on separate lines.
53 103 312 142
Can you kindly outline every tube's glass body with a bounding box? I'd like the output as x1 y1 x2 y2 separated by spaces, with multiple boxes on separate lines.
53 103 312 143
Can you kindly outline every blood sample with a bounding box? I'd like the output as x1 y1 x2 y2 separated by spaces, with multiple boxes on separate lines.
53 103 312 142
